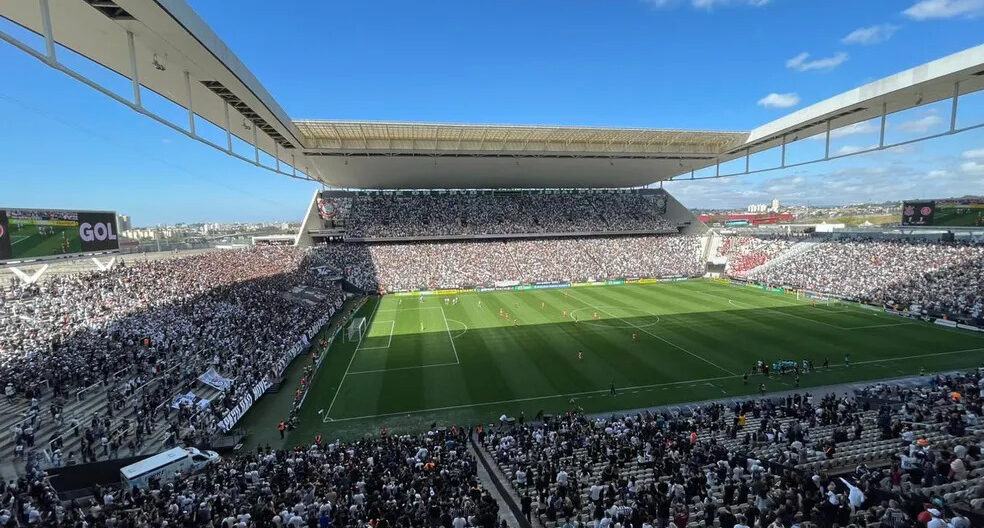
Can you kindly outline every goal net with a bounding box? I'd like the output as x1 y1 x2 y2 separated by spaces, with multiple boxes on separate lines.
347 317 368 343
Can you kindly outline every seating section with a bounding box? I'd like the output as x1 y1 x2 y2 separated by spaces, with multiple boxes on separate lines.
1 247 344 468
481 371 984 528
744 238 984 319
716 235 796 277
326 189 674 238
8 426 503 527
312 235 704 292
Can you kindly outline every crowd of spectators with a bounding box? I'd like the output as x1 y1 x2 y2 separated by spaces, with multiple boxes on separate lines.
483 369 984 528
336 191 674 238
312 236 704 292
3 426 503 527
745 238 984 319
0 247 344 463
716 236 797 278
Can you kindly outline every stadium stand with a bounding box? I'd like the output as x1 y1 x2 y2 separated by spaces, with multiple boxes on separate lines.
308 189 691 240
311 235 704 292
340 190 673 238
5 425 501 527
716 236 797 278
0 247 344 468
481 370 984 528
744 238 984 320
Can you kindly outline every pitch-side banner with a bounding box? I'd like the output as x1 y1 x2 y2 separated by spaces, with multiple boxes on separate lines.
0 208 119 264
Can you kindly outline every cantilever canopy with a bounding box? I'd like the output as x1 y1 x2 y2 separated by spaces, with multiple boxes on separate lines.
2 1 983 188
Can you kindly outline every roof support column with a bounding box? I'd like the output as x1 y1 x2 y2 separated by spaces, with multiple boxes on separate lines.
744 148 750 174
291 154 297 177
126 31 140 107
38 0 56 62
223 102 232 153
184 71 195 135
878 102 887 148
274 143 280 172
823 121 831 160
715 159 720 177
780 135 786 168
252 122 259 163
950 81 960 132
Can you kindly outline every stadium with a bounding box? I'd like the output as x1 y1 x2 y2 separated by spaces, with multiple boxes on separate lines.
2 1 984 527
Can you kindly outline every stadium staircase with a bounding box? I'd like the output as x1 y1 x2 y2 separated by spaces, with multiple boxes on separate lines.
0 361 228 476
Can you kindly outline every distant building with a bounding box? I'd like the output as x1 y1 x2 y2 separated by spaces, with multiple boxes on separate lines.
770 199 780 212
117 214 132 231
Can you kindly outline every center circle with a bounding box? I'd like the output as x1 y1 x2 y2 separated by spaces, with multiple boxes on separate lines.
568 305 660 329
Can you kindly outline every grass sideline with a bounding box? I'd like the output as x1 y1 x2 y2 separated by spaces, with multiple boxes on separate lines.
242 280 984 448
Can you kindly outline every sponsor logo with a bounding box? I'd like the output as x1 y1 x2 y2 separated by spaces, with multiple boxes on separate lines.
920 206 933 216
903 206 914 216
79 222 117 242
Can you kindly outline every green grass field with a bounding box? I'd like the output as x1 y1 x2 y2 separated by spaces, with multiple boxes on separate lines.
247 280 984 446
8 222 81 259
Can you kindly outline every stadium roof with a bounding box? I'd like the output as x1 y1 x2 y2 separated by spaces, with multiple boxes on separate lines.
2 1 984 188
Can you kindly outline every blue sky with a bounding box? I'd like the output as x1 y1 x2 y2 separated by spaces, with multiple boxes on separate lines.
1 0 983 224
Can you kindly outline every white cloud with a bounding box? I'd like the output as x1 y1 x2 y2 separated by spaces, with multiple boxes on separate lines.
963 148 984 159
828 121 879 139
962 161 984 174
895 114 942 133
841 24 900 45
691 0 772 8
786 51 849 72
836 145 874 156
903 0 984 19
757 92 800 108
928 169 949 177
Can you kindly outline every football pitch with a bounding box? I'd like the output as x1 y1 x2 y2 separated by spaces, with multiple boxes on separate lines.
7 222 81 259
282 280 984 442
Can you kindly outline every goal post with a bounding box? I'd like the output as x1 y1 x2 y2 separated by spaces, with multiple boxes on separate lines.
347 317 367 343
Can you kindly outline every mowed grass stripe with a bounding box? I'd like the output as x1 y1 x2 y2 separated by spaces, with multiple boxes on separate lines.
320 282 984 424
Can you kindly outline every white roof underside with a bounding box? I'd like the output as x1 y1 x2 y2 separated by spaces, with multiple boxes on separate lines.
1 1 983 188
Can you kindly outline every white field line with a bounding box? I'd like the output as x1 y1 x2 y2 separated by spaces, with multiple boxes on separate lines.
356 321 395 350
445 319 469 339
565 291 737 376
377 306 444 313
324 298 382 419
440 305 461 364
325 346 984 423
348 362 460 375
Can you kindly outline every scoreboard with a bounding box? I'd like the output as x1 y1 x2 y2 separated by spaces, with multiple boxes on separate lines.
0 208 119 264
901 199 984 227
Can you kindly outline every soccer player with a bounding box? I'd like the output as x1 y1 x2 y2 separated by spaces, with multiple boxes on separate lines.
742 373 748 385
578 350 583 360
541 302 545 309
844 354 850 367
562 310 567 318
593 312 599 320
823 357 829 369
610 380 616 396
631 332 637 342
